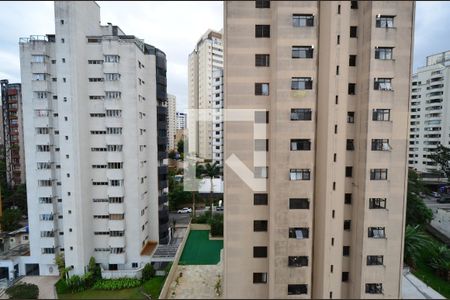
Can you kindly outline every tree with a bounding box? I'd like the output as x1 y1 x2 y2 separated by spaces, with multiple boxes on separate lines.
429 144 450 181
0 208 22 232
5 184 27 214
406 170 433 226
88 256 101 281
142 263 155 281
177 139 184 155
404 225 433 269
168 150 177 159
197 162 222 218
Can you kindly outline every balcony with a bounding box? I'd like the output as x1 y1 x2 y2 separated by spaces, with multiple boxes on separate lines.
158 165 168 176
158 151 167 160
109 203 125 214
158 136 167 146
158 194 168 205
109 236 125 248
109 253 126 264
109 220 125 231
159 179 168 190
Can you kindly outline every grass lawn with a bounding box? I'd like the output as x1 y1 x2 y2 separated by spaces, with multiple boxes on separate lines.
411 233 450 299
179 230 223 265
58 276 166 299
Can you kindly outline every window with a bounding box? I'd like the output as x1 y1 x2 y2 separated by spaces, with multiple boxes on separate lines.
290 169 310 180
291 77 313 90
342 272 349 282
255 54 270 66
88 77 104 82
344 220 351 231
292 46 313 59
32 73 46 81
343 246 350 256
107 127 122 135
36 128 49 134
253 272 267 284
348 83 356 95
255 25 270 38
372 109 390 121
90 113 106 118
290 139 311 151
254 221 268 232
109 197 124 203
366 283 383 294
110 180 123 187
376 15 394 28
375 47 393 60
32 55 46 63
346 139 354 151
345 193 352 204
255 0 270 8
110 247 125 254
338 4 341 14
254 194 268 205
289 198 309 209
288 256 308 267
108 162 123 169
367 255 384 265
293 14 314 27
347 112 355 123
370 169 388 180
368 227 386 238
255 111 269 123
349 55 356 66
255 83 269 95
288 284 308 295
107 145 123 152
350 26 357 38
345 167 353 178
253 247 267 258
255 167 268 178
106 109 122 117
369 198 386 209
37 162 51 169
88 60 103 64
104 55 120 63
105 73 120 81
42 248 55 254
291 108 312 121
39 214 53 221
336 65 340 75
371 139 390 151
110 214 125 220
255 139 269 151
337 35 340 45
105 91 121 99
351 1 358 9
110 231 124 237
374 78 393 91
289 228 309 239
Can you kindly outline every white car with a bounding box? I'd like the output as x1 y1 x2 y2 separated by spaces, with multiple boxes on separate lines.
177 207 192 214
431 191 441 198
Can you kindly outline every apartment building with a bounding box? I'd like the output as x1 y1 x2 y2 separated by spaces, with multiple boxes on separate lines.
212 69 224 165
166 94 176 150
176 112 187 130
223 1 414 299
19 1 168 276
188 29 223 160
0 80 26 187
409 50 450 173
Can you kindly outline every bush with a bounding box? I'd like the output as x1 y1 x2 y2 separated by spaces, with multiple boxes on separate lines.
66 275 86 293
93 278 142 290
191 211 211 224
55 279 69 294
6 283 39 299
88 256 102 282
142 263 155 281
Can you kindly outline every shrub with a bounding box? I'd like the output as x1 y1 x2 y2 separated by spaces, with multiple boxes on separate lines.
142 263 155 281
88 256 102 281
6 283 39 299
191 211 211 224
66 275 86 293
55 279 69 295
93 278 142 290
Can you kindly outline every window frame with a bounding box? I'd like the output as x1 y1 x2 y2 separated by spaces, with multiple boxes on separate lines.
292 14 314 27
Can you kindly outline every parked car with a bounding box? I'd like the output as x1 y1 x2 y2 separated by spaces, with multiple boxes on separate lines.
437 197 450 203
177 207 192 214
216 206 224 211
431 191 441 198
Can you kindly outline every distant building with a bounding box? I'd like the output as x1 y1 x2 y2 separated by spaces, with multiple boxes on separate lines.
212 69 223 165
188 29 223 160
176 112 187 130
409 50 450 173
0 80 25 187
166 94 176 150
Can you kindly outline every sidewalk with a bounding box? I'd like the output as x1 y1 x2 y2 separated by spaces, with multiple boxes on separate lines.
403 269 445 299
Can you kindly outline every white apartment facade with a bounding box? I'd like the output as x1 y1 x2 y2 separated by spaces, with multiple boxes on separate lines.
19 1 165 276
188 29 223 160
409 50 450 173
176 112 186 130
212 69 224 165
166 94 176 150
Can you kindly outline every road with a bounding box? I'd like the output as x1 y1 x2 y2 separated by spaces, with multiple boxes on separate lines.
169 208 223 226
422 195 450 210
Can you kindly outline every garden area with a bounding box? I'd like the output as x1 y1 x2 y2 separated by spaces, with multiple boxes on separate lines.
55 256 169 299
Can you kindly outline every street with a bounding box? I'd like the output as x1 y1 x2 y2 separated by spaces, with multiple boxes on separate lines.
422 195 450 210
169 207 223 226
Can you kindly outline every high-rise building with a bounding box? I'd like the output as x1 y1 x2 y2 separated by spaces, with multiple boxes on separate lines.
409 50 450 174
166 94 176 150
223 1 414 298
176 112 187 130
0 80 26 187
188 29 223 160
19 1 168 276
212 69 223 165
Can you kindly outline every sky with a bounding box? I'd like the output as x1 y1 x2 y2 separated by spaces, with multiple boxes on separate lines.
0 1 449 113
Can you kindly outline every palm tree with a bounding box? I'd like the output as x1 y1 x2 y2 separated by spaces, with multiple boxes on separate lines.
404 225 433 269
197 162 222 217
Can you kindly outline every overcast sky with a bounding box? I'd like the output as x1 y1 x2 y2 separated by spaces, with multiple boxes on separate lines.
0 1 449 113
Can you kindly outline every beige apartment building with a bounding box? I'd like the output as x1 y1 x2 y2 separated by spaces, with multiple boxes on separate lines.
223 1 414 299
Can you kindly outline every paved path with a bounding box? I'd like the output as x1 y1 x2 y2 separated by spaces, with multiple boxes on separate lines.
402 270 445 299
20 276 59 299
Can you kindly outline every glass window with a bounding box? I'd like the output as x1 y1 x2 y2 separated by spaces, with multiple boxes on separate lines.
254 194 268 205
288 284 308 295
255 0 270 8
255 54 270 66
289 169 311 180
370 169 388 180
289 227 309 239
375 47 393 60
366 283 383 294
292 14 314 27
255 167 268 178
369 198 386 209
372 109 390 121
291 77 313 90
290 139 311 151
289 198 309 209
288 256 308 267
374 78 393 91
291 108 312 121
254 221 268 232
292 46 313 59
371 139 390 151
255 25 270 38
368 227 386 238
376 15 394 28
255 83 270 95
253 272 267 284
367 255 384 265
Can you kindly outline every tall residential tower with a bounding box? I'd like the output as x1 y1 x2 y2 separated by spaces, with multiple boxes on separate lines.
224 1 414 298
20 1 168 276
